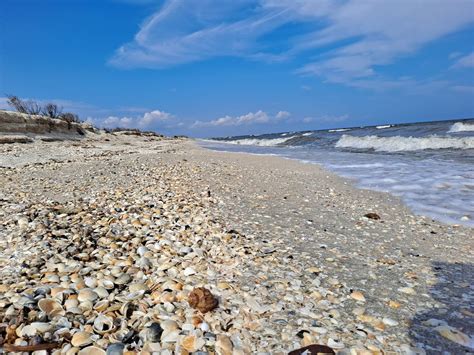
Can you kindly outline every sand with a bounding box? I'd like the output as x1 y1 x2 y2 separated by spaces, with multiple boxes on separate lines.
0 135 473 353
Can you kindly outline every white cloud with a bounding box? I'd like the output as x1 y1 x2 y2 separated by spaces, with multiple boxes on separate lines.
452 52 474 69
294 0 474 82
192 110 270 128
276 110 291 119
110 0 474 88
110 0 289 68
100 109 173 129
102 115 134 128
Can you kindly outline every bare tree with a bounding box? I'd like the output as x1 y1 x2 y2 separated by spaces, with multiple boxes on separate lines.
5 94 42 115
24 100 42 115
42 103 62 118
6 95 28 113
59 112 80 123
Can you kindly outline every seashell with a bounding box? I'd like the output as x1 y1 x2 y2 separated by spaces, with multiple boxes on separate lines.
64 299 79 313
125 290 145 301
93 314 114 334
78 346 106 355
181 334 205 352
350 291 366 302
188 287 218 313
136 257 152 269
101 280 115 290
160 320 178 332
199 322 210 332
94 287 109 299
114 274 132 285
93 300 110 312
106 343 125 355
84 277 98 288
20 322 53 337
144 323 163 343
38 298 65 317
245 296 270 314
78 289 98 303
288 344 335 355
137 246 148 256
129 283 149 293
161 329 179 343
79 300 94 312
183 267 196 276
435 326 474 348
71 331 93 347
215 335 233 355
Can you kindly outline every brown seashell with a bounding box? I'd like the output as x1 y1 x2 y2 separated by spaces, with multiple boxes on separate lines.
188 287 218 313
288 344 335 355
364 212 380 220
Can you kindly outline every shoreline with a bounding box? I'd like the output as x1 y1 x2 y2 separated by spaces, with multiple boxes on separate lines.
1 136 473 353
197 139 474 228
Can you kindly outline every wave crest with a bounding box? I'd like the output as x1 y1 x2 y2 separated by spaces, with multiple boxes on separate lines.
449 122 474 133
214 137 293 146
336 135 474 152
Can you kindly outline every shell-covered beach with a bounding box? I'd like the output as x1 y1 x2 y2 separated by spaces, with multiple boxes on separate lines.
0 134 473 354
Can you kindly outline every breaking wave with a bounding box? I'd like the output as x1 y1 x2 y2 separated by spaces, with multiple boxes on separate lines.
336 135 474 152
376 125 392 129
449 122 474 133
214 137 293 146
328 128 351 132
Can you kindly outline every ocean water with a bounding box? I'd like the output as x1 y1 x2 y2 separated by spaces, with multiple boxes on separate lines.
199 119 474 227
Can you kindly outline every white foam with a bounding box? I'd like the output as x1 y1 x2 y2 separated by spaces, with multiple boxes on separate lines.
208 137 293 146
302 132 313 136
448 122 474 133
336 135 474 152
329 128 351 132
376 125 392 129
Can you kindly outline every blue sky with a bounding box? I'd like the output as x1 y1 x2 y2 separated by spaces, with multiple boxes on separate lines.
1 0 473 137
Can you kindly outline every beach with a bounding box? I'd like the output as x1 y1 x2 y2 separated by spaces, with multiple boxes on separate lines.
0 134 473 354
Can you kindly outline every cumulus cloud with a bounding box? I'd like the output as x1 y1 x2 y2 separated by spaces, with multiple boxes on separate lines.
275 110 291 120
100 109 173 129
192 110 270 128
452 52 474 69
110 0 474 87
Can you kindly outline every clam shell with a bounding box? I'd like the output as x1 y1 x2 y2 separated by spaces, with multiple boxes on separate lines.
71 331 94 347
38 298 65 317
78 346 106 355
93 314 115 334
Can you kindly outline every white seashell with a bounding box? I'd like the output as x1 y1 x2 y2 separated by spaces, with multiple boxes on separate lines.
20 322 52 337
183 267 196 276
78 289 98 303
93 314 114 334
161 329 179 343
84 277 98 288
137 246 148 256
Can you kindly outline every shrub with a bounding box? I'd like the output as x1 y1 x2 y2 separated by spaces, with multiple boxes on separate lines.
42 103 62 118
5 94 82 123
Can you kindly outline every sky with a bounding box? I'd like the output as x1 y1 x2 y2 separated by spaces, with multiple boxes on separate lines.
1 0 474 137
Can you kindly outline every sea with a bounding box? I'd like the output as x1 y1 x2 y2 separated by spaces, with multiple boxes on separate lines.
199 119 474 228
